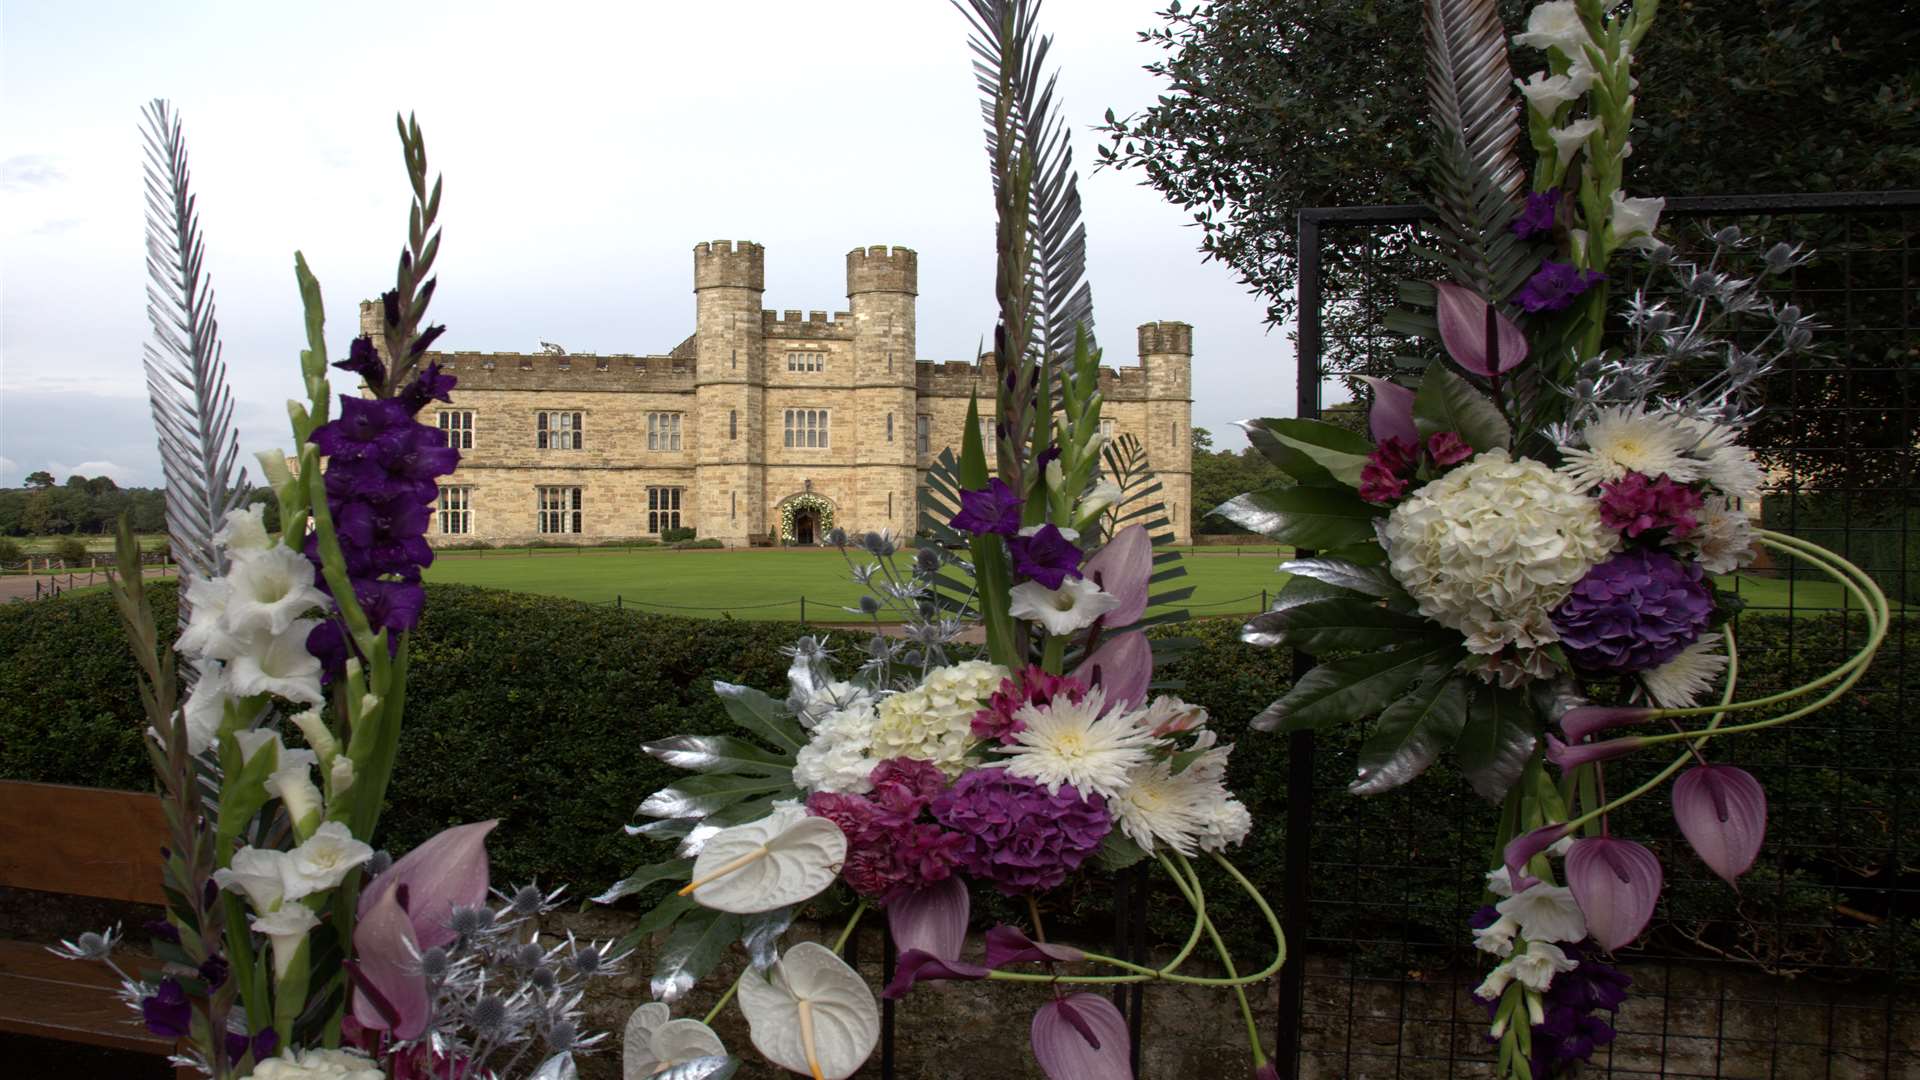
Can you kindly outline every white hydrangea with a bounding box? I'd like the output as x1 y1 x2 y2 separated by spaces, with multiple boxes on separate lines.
1383 450 1619 654
867 660 1007 776
252 1048 384 1080
791 701 881 794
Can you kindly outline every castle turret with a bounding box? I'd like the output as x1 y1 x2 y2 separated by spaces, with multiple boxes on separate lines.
693 240 768 545
847 245 918 536
1139 321 1194 543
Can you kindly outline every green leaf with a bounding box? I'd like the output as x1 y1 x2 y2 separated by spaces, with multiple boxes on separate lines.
1349 672 1469 795
712 682 805 754
1277 557 1403 599
637 773 794 820
1457 684 1540 802
593 858 694 905
1255 598 1441 654
1413 363 1510 451
1258 418 1376 487
1093 831 1148 872
651 908 744 1003
1251 639 1467 733
1240 419 1334 485
1212 485 1383 549
645 734 794 776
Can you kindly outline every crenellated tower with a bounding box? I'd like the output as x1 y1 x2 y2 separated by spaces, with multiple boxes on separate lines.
1138 321 1194 541
847 245 919 535
693 240 767 544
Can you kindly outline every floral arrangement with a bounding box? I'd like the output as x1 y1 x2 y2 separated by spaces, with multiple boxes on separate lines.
1220 2 1883 1078
596 3 1283 1078
65 107 617 1079
777 494 836 545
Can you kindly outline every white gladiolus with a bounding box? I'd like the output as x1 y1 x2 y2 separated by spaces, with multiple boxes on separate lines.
214 846 291 913
1008 577 1122 636
1550 118 1601 166
1474 914 1520 957
252 1047 384 1080
1496 884 1588 943
1609 191 1667 250
225 621 326 707
174 575 237 659
1508 940 1580 992
180 661 234 756
251 904 320 980
264 749 324 834
1513 1 1594 58
289 708 337 761
213 503 273 555
222 545 329 637
282 821 375 901
231 728 283 768
1516 68 1594 116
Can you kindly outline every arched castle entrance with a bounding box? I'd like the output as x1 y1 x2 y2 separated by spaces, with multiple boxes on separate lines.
777 493 836 546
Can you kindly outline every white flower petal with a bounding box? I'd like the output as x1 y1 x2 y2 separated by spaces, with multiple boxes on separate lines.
1496 884 1588 944
737 942 879 1080
687 810 847 914
1008 577 1121 636
223 545 329 638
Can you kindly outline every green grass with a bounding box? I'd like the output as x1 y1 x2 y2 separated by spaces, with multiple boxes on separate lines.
13 534 169 554
422 546 1881 622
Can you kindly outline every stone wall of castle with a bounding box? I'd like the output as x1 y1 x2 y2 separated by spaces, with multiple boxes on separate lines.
387 240 1194 547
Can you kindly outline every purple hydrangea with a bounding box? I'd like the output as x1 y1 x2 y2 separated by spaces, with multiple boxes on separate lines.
1008 524 1084 589
1515 260 1607 313
1552 548 1713 673
1512 189 1562 240
931 769 1111 895
951 477 1023 536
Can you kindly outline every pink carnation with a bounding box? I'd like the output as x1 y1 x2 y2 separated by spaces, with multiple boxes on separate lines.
1598 472 1704 538
972 667 1088 743
1426 431 1473 466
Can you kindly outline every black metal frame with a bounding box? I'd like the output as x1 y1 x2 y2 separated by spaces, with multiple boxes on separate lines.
1279 190 1920 1078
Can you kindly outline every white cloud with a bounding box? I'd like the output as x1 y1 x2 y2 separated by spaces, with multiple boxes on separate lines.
44 460 139 486
0 456 17 483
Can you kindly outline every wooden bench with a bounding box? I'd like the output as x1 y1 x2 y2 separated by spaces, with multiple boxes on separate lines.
0 779 195 1076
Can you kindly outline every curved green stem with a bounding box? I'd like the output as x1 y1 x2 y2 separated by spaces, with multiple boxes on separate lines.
1169 853 1267 1067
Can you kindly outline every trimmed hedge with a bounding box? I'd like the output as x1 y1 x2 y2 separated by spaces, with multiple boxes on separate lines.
2 582 1911 978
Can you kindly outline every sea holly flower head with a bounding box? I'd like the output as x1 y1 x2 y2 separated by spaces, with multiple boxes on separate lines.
1515 260 1607 313
1008 523 1084 588
950 477 1023 535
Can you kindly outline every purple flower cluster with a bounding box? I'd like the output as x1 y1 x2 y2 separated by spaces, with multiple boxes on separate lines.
1512 189 1563 241
951 478 1023 536
1515 260 1607 313
304 351 460 673
806 758 964 901
931 769 1110 895
1359 431 1475 505
1553 548 1713 673
1470 909 1628 1077
1597 472 1703 538
1009 524 1084 589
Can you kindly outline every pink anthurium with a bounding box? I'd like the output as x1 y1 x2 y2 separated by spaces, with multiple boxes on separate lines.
985 925 1085 969
883 877 986 998
1032 992 1133 1080
1360 376 1419 446
1502 823 1570 894
358 819 496 949
1672 765 1767 886
1564 836 1663 951
1434 281 1529 376
1080 525 1152 628
1072 631 1152 713
1558 705 1656 744
349 879 433 1040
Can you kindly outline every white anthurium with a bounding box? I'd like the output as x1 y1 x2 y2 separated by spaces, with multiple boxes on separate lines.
737 942 879 1080
622 1002 731 1079
1007 577 1122 636
251 903 319 980
1497 883 1588 944
679 805 847 914
283 821 375 901
174 575 237 659
225 621 326 707
223 545 330 637
214 845 291 913
1609 191 1666 250
1549 118 1600 166
214 503 273 555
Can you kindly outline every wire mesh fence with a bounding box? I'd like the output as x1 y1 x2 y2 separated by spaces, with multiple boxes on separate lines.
1276 191 1920 1078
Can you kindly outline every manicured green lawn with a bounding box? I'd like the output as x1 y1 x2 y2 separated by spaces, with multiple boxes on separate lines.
14 533 170 554
423 546 1883 622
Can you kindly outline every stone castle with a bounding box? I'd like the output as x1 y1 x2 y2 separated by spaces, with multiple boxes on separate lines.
375 240 1194 548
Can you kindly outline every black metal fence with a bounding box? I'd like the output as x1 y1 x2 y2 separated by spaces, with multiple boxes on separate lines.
1276 191 1920 1078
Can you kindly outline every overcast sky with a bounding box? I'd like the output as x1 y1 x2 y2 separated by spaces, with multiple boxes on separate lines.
0 0 1298 489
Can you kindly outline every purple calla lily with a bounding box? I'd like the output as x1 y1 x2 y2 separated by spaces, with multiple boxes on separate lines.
1072 631 1152 713
883 877 987 998
1545 734 1646 771
985 925 1085 969
1360 376 1419 446
1434 281 1529 376
1672 765 1767 885
1558 705 1656 743
357 819 496 949
1502 823 1571 894
1032 993 1134 1080
1565 836 1663 951
350 880 433 1040
1080 525 1152 628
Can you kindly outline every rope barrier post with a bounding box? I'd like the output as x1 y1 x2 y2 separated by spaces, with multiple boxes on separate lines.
616 595 622 611
1262 588 1268 612
800 596 807 625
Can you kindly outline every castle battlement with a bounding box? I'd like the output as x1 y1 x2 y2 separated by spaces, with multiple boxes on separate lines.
762 309 857 339
846 245 918 296
912 359 1158 399
419 350 696 392
1137 320 1194 356
693 239 766 292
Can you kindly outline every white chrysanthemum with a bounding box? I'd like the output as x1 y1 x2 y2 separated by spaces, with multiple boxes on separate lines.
1558 406 1707 490
1382 450 1619 654
1110 737 1232 857
1009 577 1121 636
1496 883 1588 944
1678 419 1764 499
1196 797 1252 852
1683 497 1757 574
1641 633 1729 708
792 702 881 794
1137 695 1208 737
866 662 1006 776
997 687 1163 799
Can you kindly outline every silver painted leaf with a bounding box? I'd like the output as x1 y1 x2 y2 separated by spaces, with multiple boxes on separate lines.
593 858 693 906
1349 672 1470 796
645 735 794 776
1422 0 1532 298
627 817 698 841
1276 558 1402 599
637 774 792 821
529 1053 577 1080
739 905 798 972
712 682 807 754
783 636 838 710
651 908 743 1004
655 1057 740 1080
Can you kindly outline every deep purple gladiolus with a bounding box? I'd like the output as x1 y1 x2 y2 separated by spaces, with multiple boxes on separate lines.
951 477 1024 536
1514 260 1608 313
1512 189 1562 240
1008 524 1085 589
140 978 191 1038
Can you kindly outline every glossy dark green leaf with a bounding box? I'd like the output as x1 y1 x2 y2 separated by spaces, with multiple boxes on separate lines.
637 773 792 820
592 858 693 905
1276 557 1403 598
712 682 805 754
1249 597 1439 653
1256 418 1376 487
650 908 743 1003
1213 485 1383 549
1251 639 1467 733
1457 684 1540 802
1349 672 1469 795
1412 363 1510 451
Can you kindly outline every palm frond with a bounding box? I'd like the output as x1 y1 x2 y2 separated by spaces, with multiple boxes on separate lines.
1422 0 1535 301
917 449 983 619
141 99 250 634
1099 434 1192 630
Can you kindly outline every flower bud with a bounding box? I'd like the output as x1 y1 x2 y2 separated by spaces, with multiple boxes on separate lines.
289 708 336 761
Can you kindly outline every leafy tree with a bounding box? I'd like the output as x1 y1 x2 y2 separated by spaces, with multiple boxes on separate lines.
83 475 118 496
246 488 282 534
52 536 89 567
1192 438 1289 534
1191 425 1215 452
0 538 22 566
1099 0 1920 490
23 471 54 488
